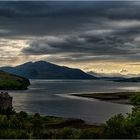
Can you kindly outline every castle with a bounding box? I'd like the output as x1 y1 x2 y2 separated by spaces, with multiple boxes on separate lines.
0 92 12 110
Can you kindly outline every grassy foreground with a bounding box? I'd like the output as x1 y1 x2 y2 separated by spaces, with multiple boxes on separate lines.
0 110 104 139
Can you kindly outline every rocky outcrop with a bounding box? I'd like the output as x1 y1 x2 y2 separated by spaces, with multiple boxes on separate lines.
0 92 12 110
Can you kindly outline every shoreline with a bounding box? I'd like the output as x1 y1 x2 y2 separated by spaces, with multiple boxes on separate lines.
72 92 138 105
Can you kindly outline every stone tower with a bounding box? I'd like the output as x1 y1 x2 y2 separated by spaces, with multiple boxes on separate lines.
0 92 12 110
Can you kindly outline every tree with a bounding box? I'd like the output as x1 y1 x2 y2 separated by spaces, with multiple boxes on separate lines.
30 113 44 138
130 92 140 105
104 93 140 139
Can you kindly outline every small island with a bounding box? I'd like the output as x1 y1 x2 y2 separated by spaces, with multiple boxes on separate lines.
0 71 30 90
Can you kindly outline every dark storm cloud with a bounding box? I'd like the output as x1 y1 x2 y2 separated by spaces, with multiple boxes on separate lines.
1 1 140 63
23 34 128 55
0 1 123 18
0 1 137 19
22 28 140 62
0 1 140 37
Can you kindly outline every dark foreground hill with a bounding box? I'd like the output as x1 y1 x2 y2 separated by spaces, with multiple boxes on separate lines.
0 71 30 90
0 61 98 79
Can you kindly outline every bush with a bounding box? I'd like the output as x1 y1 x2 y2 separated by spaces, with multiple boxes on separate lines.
18 111 28 118
105 114 128 138
130 92 140 105
0 129 29 139
56 127 80 139
79 128 103 139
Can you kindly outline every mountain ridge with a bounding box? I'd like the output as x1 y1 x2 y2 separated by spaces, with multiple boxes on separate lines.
88 71 140 82
0 61 98 80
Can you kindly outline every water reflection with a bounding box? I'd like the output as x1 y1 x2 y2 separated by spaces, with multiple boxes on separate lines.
8 80 138 123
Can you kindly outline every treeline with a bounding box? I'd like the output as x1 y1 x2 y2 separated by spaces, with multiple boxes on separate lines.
104 92 140 139
0 111 104 139
0 93 140 138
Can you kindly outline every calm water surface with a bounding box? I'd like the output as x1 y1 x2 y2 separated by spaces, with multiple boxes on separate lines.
8 79 140 123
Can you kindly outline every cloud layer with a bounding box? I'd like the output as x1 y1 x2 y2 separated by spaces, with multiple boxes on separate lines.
0 1 140 74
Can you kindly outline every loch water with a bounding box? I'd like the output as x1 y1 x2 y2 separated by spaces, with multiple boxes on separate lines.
9 79 140 123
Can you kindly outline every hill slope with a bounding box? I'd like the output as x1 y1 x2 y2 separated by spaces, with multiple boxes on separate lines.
0 61 97 79
0 71 30 90
115 77 140 82
87 71 126 81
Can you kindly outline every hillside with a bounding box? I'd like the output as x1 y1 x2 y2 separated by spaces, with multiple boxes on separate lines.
87 71 126 81
115 77 140 82
0 61 98 79
88 71 140 82
0 71 30 90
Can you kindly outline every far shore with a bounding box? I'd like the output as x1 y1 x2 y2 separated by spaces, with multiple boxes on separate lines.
73 92 139 105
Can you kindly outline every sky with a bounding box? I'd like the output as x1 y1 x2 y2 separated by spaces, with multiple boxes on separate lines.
1 1 140 75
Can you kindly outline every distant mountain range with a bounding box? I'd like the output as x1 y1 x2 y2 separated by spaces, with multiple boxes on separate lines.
114 77 140 82
0 61 98 80
88 71 140 82
1 61 140 82
87 71 126 81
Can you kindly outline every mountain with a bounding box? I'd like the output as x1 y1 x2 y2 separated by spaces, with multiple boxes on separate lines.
114 77 140 82
0 61 98 79
0 70 30 90
87 71 126 81
88 71 140 82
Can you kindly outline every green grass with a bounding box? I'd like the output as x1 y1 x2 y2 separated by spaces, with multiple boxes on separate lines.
0 111 104 139
0 71 30 90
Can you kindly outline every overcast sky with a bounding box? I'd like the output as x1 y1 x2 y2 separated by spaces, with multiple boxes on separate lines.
1 1 140 75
